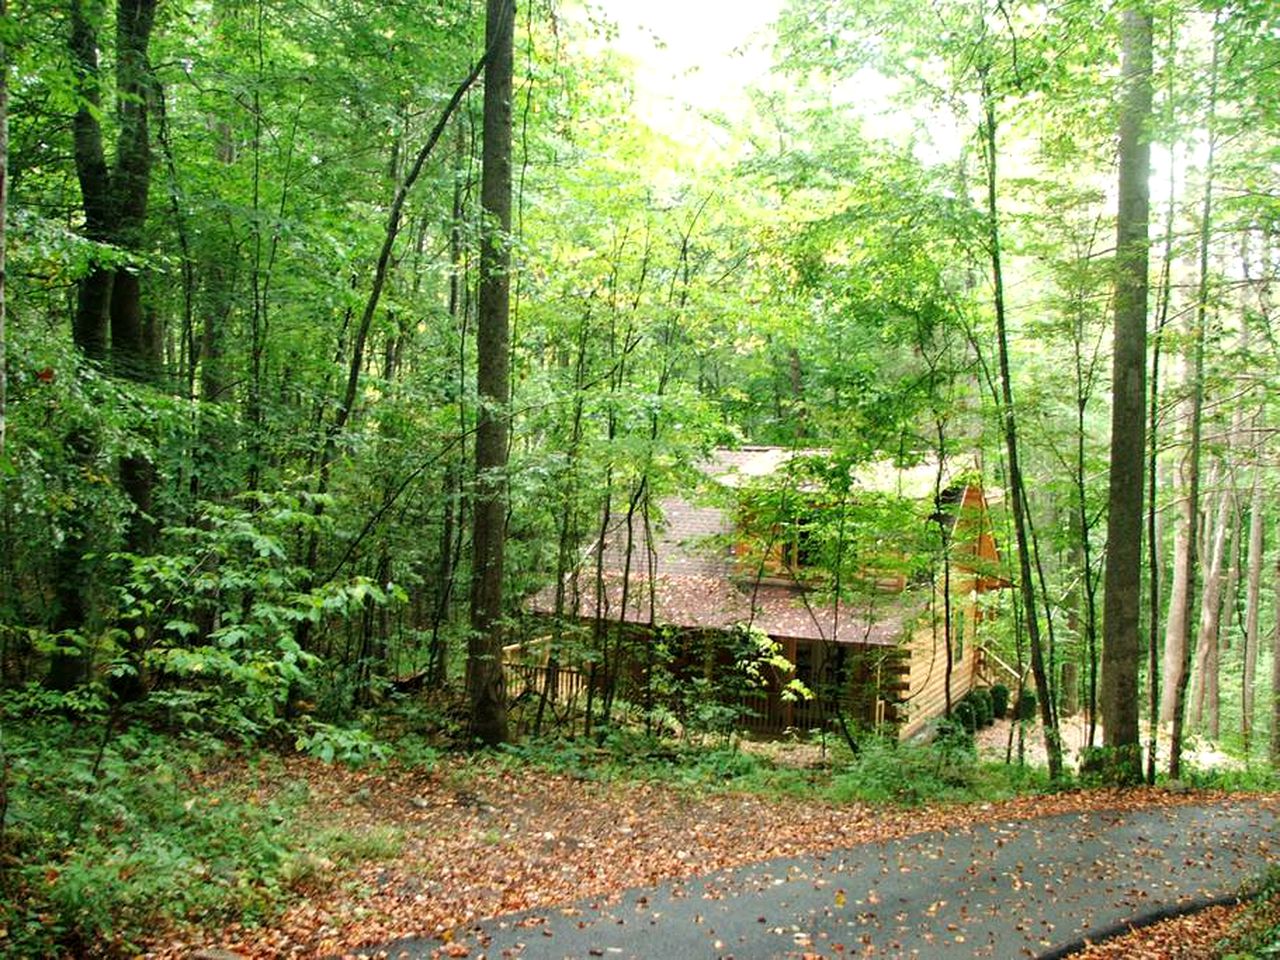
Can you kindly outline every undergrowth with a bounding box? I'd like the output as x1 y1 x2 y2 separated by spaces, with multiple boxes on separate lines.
0 689 396 958
1220 866 1280 959
497 725 1053 806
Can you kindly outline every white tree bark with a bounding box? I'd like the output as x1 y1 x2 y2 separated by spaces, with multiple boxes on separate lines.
1191 476 1231 738
1242 470 1263 741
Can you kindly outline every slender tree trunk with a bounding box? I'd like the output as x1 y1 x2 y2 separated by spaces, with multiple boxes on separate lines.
937 437 953 719
1099 5 1152 783
1191 480 1230 738
978 77 1061 780
467 0 515 746
1271 547 1280 768
1146 45 1178 779
1242 466 1263 745
1160 443 1196 724
1218 469 1242 647
302 40 493 594
1071 289 1102 744
1169 18 1220 781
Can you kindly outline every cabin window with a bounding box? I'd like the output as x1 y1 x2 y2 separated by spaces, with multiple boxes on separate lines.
952 608 965 661
735 502 825 579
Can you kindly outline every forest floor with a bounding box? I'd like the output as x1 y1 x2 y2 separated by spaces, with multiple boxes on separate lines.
141 751 1278 960
974 714 1246 775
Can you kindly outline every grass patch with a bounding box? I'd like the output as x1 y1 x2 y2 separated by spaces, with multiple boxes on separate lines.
316 824 406 864
1175 761 1280 794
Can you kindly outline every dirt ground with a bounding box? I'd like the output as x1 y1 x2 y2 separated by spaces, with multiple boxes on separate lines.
976 713 1246 775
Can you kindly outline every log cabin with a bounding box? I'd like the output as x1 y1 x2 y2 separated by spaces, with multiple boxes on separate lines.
521 446 1008 739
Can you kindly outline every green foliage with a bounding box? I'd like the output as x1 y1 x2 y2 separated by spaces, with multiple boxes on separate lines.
631 626 803 745
498 724 1051 808
970 688 994 727
0 687 418 955
114 492 406 738
496 732 768 787
952 698 977 733
989 683 1010 720
829 732 1047 807
1078 743 1144 787
0 708 303 955
294 721 390 767
1219 866 1280 959
1170 761 1280 794
1015 687 1038 722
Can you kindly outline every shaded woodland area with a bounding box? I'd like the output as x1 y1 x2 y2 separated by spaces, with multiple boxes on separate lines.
1 0 1280 951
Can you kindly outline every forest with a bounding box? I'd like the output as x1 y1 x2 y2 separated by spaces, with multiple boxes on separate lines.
1 0 1279 954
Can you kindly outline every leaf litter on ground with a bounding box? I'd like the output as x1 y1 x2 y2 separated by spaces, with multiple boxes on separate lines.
140 754 1278 960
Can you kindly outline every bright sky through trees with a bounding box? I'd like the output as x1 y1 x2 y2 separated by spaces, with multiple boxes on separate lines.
591 0 783 142
590 0 965 163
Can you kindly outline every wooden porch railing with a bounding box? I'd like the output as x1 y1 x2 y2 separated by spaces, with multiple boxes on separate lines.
502 661 902 738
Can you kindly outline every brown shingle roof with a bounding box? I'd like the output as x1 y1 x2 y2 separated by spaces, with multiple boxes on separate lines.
528 446 961 646
528 573 920 646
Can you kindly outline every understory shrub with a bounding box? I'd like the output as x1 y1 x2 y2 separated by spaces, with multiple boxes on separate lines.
1015 687 1037 721
971 688 994 727
989 683 1010 720
831 734 978 805
0 691 366 957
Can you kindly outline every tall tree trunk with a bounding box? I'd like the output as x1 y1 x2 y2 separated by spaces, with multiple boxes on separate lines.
1169 18 1220 781
1191 479 1230 738
1271 547 1280 768
70 0 113 362
1242 465 1263 745
978 75 1062 781
1099 5 1153 783
1146 65 1177 777
70 0 162 551
111 0 161 556
467 0 514 746
53 0 158 688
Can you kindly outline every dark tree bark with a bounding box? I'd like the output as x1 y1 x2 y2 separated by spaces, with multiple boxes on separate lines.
51 0 159 688
68 0 161 555
69 0 113 362
467 0 514 746
1099 5 1152 783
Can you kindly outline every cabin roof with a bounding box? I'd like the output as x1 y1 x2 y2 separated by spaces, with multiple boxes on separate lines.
527 446 991 645
528 573 924 646
712 446 977 500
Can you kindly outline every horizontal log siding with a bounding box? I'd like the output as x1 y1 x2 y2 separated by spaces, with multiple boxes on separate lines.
899 582 984 739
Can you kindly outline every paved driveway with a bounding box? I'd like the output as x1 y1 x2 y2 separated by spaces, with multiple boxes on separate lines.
375 800 1277 959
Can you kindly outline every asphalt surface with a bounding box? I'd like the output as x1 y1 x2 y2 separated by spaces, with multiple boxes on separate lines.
377 801 1277 959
